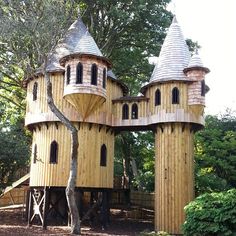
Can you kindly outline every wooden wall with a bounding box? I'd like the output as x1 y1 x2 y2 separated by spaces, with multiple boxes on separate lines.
25 73 124 126
154 123 194 234
0 187 28 207
26 75 204 129
30 122 114 188
112 99 149 127
146 82 189 115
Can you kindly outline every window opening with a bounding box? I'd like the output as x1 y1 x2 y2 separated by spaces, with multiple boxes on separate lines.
201 80 205 97
76 63 83 84
33 82 38 101
91 64 98 85
100 144 107 166
131 103 138 119
50 140 58 164
66 65 71 85
155 89 161 106
33 144 37 163
103 68 106 89
122 104 129 120
172 87 179 104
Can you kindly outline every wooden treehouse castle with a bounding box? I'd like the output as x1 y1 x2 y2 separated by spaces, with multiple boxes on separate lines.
24 12 209 234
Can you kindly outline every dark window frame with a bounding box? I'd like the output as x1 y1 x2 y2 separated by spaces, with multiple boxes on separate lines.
172 87 180 104
131 103 138 119
100 144 107 167
50 140 58 164
155 89 161 106
33 144 37 164
122 104 129 120
76 62 83 84
102 68 106 89
201 80 206 97
66 65 71 85
91 64 98 85
33 82 38 101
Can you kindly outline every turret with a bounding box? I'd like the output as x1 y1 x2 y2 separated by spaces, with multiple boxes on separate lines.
184 51 210 115
55 13 111 120
144 17 210 235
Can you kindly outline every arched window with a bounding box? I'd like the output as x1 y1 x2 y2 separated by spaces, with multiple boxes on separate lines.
103 68 106 89
76 63 83 84
172 87 179 104
131 103 138 119
122 104 129 120
91 64 98 85
33 144 37 164
201 80 205 97
33 82 38 101
50 140 58 164
100 144 107 167
66 65 71 85
155 89 161 106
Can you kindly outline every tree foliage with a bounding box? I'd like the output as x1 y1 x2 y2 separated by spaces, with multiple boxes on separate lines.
0 0 173 104
183 189 236 236
195 111 236 195
0 106 31 193
115 131 155 192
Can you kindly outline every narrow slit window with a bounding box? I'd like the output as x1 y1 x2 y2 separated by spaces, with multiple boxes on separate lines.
66 65 71 85
201 80 205 97
172 87 179 104
76 63 83 84
91 64 98 85
131 103 138 119
155 89 161 106
33 144 37 164
50 140 58 164
122 104 129 120
100 144 107 167
33 82 38 101
103 68 106 89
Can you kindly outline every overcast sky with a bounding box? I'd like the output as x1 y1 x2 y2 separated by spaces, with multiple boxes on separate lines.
167 0 236 115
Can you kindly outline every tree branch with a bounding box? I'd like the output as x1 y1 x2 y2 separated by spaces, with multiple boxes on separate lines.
44 69 80 235
0 94 24 109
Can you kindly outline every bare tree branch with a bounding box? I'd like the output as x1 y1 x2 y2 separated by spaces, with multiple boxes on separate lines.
44 64 80 234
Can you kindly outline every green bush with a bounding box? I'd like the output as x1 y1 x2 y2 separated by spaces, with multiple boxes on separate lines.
183 189 236 236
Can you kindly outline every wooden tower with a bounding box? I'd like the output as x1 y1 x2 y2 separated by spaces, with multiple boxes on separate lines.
24 13 209 234
142 17 210 234
25 13 127 228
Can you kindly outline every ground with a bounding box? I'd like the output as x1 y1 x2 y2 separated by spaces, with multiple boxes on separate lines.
0 206 154 235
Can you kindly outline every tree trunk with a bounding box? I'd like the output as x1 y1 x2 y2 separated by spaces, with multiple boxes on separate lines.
45 71 80 234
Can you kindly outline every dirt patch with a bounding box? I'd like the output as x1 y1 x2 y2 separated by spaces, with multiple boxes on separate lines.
0 207 154 235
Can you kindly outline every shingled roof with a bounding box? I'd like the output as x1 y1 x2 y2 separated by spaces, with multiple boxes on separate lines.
183 51 210 74
46 14 103 73
150 16 190 82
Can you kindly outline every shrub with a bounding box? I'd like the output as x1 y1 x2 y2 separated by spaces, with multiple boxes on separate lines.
182 189 236 236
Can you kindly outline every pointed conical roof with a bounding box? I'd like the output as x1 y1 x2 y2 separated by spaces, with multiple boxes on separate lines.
183 51 210 74
150 16 190 82
46 14 103 72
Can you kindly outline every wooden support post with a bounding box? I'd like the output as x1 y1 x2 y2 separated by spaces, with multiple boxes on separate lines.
25 189 30 221
77 189 84 218
101 190 110 230
42 187 49 229
27 189 33 226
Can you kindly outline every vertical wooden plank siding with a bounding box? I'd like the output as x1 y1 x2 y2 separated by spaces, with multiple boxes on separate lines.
146 82 189 115
30 123 114 188
26 74 124 125
155 123 194 234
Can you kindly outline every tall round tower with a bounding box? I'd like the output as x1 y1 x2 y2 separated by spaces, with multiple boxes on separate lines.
25 12 127 227
142 17 209 234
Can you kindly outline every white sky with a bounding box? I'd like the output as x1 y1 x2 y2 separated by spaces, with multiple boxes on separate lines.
168 0 236 115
